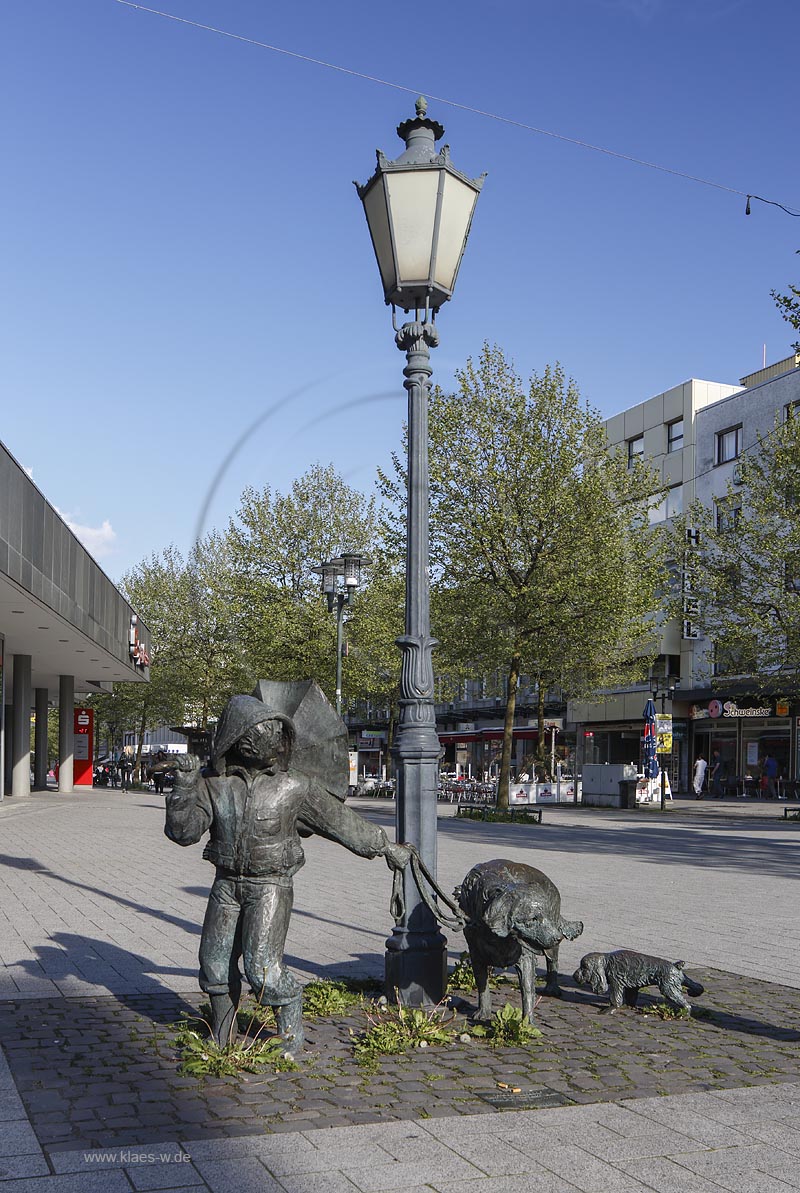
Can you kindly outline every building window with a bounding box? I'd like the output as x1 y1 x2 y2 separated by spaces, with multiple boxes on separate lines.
785 551 800 593
648 486 683 525
715 500 740 532
627 435 644 468
716 425 742 465
667 418 684 453
666 486 683 518
785 400 800 421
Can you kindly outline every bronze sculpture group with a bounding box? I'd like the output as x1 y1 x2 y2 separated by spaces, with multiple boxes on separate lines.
163 683 704 1059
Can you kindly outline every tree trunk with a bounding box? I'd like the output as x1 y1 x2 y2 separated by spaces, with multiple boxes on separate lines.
536 684 547 778
134 701 147 784
497 652 521 810
385 694 398 780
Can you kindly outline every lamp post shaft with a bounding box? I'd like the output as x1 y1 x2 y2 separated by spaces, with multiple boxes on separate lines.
385 318 447 1006
660 692 666 812
335 593 345 717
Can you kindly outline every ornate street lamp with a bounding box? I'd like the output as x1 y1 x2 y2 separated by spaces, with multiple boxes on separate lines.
313 553 368 717
356 98 485 1004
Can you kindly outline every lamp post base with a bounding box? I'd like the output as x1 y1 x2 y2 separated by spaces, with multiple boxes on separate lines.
385 924 447 1006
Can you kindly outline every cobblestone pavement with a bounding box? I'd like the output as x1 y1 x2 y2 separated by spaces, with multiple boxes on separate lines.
0 787 797 1189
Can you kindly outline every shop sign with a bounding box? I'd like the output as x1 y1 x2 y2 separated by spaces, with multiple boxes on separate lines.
776 699 790 717
705 698 772 719
73 707 94 786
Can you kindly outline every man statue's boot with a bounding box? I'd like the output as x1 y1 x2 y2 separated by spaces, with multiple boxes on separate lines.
275 995 304 1060
209 992 239 1049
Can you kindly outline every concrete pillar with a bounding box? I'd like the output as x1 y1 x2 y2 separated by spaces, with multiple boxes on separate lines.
11 654 32 799
34 688 49 790
2 704 11 797
58 675 74 794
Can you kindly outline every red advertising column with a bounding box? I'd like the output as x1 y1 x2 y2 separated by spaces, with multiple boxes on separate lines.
73 708 94 787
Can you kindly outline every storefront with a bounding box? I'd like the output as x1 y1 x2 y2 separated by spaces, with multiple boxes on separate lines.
579 717 688 794
689 697 795 793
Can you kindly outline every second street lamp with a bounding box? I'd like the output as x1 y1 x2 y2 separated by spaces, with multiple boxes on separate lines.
314 553 368 717
356 98 485 1005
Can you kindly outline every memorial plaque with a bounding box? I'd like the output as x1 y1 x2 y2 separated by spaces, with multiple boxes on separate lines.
479 1086 574 1111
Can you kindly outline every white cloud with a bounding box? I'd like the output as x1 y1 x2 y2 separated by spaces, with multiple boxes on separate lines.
24 466 34 479
61 514 117 560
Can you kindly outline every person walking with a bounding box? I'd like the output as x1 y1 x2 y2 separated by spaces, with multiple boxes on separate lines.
693 753 707 799
763 751 779 799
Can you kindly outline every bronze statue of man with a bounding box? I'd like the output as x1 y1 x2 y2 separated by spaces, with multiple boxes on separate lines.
164 691 409 1057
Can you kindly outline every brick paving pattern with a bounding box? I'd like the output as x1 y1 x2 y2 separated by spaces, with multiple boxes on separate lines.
0 962 797 1153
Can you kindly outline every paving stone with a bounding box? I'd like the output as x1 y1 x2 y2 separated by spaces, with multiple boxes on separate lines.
193 1157 284 1193
0 1116 43 1156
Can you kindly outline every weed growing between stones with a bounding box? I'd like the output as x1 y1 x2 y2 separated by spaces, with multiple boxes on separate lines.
639 1002 692 1021
302 977 379 1018
351 998 458 1069
468 1002 543 1047
447 952 515 993
173 1009 299 1077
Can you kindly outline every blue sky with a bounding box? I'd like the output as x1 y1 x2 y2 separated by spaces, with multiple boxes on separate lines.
3 0 798 578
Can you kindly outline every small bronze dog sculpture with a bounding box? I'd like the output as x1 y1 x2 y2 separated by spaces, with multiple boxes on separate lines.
573 949 705 1011
455 859 583 1023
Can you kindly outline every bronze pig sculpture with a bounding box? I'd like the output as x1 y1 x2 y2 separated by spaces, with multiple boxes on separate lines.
573 949 705 1012
455 859 583 1023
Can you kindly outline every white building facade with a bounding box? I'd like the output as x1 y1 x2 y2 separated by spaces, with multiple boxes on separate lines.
569 356 800 793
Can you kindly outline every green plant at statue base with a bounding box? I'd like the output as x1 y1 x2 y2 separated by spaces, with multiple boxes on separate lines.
447 952 514 993
639 1001 691 1021
351 998 457 1068
468 1002 543 1047
173 1013 298 1077
302 977 380 1017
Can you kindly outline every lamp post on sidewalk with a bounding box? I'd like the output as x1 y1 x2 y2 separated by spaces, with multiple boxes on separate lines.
650 677 677 812
313 554 368 718
356 98 484 1005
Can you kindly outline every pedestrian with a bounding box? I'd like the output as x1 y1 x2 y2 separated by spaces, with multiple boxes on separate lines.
692 753 707 799
709 749 723 798
762 751 779 799
152 750 167 795
119 756 132 791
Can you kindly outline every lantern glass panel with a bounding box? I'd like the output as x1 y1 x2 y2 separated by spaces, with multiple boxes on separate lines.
385 169 439 285
434 172 479 293
321 567 336 595
363 181 395 298
343 556 361 587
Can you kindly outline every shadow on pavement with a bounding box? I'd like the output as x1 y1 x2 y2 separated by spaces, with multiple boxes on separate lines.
440 817 799 877
0 853 202 938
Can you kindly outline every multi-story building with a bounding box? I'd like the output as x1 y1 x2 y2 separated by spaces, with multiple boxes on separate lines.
569 355 800 793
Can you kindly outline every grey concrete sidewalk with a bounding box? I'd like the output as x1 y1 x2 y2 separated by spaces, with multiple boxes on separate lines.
0 787 798 1189
3 1073 800 1190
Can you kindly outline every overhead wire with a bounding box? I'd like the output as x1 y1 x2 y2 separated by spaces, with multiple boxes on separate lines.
110 0 800 217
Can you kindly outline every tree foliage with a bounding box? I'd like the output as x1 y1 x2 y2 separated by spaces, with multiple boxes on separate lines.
669 414 800 691
380 344 667 803
772 251 800 353
225 463 380 698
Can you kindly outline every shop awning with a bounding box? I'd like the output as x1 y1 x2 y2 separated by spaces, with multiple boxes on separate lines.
438 727 539 744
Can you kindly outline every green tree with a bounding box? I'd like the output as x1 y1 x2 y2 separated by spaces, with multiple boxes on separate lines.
669 414 800 690
225 463 379 703
342 549 405 771
380 345 666 805
772 252 800 352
